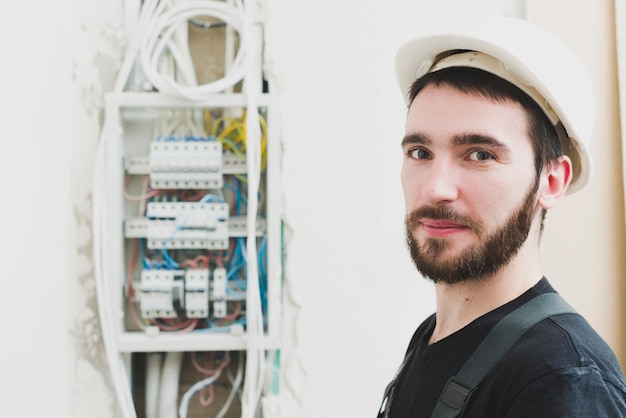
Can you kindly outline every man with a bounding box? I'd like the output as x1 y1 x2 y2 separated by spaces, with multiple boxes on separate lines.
378 18 626 417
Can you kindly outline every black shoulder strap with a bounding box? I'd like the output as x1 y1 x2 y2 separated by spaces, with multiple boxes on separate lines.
431 292 578 418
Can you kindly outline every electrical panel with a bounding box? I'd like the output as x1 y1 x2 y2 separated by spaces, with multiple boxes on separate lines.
92 1 282 417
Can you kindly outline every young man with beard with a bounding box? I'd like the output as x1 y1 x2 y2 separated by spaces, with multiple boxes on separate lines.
378 18 626 418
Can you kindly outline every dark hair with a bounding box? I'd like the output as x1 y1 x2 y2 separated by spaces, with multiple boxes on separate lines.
408 66 563 178
408 66 563 233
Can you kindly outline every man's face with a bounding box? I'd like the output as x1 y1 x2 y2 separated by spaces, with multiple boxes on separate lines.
401 84 540 284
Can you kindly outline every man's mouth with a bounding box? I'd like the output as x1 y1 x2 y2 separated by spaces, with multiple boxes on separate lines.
419 218 469 237
421 219 467 229
406 206 483 237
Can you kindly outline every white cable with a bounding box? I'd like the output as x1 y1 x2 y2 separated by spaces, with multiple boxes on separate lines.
114 0 163 93
216 352 245 418
178 369 223 418
93 3 172 418
241 14 266 418
140 0 247 100
158 351 184 418
93 116 138 418
167 0 198 88
224 0 237 89
145 353 162 418
143 3 243 97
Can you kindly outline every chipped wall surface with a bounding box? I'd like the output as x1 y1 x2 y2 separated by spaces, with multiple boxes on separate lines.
3 0 619 417
70 1 125 417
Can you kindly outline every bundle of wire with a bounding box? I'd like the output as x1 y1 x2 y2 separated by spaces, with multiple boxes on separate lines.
93 0 268 417
114 0 248 97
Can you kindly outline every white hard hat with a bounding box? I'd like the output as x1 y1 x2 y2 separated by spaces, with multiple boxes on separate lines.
394 18 595 194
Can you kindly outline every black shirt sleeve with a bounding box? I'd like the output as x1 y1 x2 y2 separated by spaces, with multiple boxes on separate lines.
506 366 626 417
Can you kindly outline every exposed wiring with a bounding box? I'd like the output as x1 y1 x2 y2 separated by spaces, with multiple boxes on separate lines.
210 112 268 174
178 370 223 418
191 351 232 407
258 235 268 313
217 352 245 418
94 0 272 416
160 192 225 269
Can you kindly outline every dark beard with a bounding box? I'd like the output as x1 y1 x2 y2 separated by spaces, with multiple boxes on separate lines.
405 179 538 285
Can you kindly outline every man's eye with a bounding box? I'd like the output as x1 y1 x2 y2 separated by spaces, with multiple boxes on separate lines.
468 150 494 161
409 148 431 160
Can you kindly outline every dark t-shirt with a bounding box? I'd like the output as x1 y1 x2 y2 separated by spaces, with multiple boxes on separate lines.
380 278 626 417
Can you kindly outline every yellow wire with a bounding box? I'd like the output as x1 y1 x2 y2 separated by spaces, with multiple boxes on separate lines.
203 109 268 170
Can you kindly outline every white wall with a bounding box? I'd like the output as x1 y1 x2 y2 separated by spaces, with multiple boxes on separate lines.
0 1 73 417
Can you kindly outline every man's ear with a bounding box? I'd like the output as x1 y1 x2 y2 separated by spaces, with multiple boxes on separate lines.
537 156 572 210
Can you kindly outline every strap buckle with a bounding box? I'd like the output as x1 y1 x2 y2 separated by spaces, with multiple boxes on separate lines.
440 378 473 409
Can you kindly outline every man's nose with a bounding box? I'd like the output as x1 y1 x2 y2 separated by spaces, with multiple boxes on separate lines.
421 159 459 205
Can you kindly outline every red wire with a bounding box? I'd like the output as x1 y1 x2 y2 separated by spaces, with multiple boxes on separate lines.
198 385 215 406
192 351 231 375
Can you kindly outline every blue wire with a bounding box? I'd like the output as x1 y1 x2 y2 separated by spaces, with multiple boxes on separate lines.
258 235 267 280
140 238 151 269
226 238 247 294
258 235 268 312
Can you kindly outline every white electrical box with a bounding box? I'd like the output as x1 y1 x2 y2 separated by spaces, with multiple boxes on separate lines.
92 2 282 417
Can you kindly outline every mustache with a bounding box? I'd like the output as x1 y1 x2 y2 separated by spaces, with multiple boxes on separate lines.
406 206 483 234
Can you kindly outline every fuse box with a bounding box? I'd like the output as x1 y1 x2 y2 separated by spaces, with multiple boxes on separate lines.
92 2 282 417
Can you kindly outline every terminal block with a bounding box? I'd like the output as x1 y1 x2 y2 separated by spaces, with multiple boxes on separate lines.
148 139 223 189
126 201 230 250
